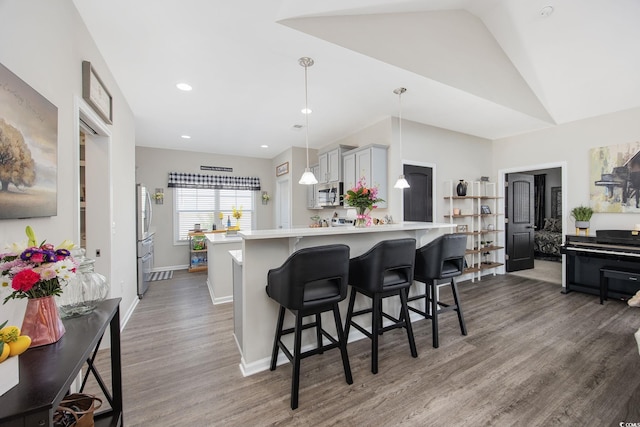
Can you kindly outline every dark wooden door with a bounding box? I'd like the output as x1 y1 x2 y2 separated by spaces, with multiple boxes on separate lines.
403 164 433 222
506 173 535 271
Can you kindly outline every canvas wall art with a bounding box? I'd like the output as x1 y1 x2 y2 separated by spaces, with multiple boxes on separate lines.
590 141 640 213
0 62 58 219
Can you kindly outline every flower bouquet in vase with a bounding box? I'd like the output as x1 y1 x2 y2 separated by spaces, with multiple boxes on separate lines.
343 177 384 227
232 206 242 230
1 226 77 347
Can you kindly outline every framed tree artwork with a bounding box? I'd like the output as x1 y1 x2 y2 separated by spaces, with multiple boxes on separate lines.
0 62 58 219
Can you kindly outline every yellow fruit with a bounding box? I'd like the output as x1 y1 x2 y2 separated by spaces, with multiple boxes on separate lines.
0 325 20 343
0 342 9 363
8 335 31 356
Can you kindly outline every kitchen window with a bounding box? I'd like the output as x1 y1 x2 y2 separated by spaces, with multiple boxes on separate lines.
174 188 254 242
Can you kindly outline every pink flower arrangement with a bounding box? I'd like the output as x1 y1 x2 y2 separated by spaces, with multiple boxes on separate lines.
343 177 385 226
344 177 384 209
1 227 77 303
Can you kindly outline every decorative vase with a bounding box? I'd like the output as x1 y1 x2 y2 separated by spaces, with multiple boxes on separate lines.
21 296 65 347
355 207 369 227
456 180 468 197
56 248 109 319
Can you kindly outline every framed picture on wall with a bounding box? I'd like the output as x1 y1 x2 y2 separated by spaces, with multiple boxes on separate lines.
276 162 289 176
457 224 468 233
82 61 113 124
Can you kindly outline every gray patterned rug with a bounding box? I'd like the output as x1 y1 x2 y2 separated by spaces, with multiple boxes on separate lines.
148 271 174 281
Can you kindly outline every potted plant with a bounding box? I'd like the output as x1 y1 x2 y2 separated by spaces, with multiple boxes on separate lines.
571 205 594 230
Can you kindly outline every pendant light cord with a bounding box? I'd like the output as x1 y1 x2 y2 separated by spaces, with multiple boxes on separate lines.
304 63 310 169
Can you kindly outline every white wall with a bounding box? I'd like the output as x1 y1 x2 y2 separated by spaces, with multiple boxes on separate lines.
135 146 274 269
0 2 137 323
333 117 494 222
493 106 640 231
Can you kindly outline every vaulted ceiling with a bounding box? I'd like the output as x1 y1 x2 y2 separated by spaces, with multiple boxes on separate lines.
73 0 640 158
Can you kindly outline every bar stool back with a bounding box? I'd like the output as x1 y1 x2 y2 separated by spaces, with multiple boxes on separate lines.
265 244 352 409
410 233 468 348
344 238 418 374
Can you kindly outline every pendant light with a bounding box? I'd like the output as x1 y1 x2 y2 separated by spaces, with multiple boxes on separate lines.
298 57 318 185
393 87 410 189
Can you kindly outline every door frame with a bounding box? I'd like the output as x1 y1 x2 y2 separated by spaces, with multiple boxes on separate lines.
498 161 567 288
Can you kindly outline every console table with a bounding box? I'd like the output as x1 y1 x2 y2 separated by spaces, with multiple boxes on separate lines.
0 298 123 427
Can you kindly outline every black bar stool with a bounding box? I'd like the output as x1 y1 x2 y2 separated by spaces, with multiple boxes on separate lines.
344 238 418 374
265 244 353 410
409 233 468 348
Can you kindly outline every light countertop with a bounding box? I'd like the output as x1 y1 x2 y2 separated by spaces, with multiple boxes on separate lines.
238 221 454 240
206 233 243 244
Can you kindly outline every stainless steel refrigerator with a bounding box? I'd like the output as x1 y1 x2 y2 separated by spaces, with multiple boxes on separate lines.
136 183 154 298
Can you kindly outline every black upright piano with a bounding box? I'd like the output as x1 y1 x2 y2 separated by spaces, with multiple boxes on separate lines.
561 230 640 299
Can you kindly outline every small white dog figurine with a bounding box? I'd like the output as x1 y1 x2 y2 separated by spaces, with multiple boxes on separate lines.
628 290 640 307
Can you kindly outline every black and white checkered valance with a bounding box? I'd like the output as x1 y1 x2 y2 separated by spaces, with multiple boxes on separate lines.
168 172 261 190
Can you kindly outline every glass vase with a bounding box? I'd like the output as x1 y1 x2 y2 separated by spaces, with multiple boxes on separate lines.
56 248 109 319
21 296 65 347
355 207 368 227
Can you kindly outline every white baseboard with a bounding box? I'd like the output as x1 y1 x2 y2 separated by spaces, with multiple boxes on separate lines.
153 264 187 272
206 278 233 305
121 296 139 331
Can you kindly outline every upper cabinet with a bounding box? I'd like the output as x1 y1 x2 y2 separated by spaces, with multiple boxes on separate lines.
343 144 388 209
317 145 355 183
307 164 321 209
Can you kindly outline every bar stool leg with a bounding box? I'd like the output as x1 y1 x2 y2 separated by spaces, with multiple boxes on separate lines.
344 287 357 339
291 312 304 410
270 306 285 371
371 294 381 374
332 305 353 384
450 278 467 336
316 313 323 354
400 288 418 358
430 282 439 348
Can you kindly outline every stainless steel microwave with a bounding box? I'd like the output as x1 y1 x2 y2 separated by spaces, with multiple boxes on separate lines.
317 182 343 207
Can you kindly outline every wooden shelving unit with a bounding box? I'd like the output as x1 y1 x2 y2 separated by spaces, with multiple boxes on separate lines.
188 232 209 272
444 180 504 281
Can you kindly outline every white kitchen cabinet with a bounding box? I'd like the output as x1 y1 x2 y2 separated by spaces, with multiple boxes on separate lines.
342 144 388 209
318 152 329 184
307 164 321 209
343 152 356 190
317 145 355 183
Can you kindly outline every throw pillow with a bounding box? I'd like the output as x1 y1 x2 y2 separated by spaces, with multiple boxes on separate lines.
543 218 558 232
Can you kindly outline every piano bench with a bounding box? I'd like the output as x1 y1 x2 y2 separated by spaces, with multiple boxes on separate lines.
600 267 640 304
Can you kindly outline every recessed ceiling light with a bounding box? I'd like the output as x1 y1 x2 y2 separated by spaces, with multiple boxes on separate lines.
301 108 312 114
540 5 554 17
260 144 269 148
181 135 191 139
176 82 192 91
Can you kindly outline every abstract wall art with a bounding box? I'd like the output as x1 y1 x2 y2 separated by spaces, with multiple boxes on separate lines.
590 141 640 213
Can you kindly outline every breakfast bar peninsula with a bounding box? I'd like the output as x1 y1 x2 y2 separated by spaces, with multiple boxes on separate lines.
233 221 454 376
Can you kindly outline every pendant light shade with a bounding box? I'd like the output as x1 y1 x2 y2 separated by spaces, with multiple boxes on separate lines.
394 175 410 189
298 57 318 185
393 87 410 189
299 168 318 185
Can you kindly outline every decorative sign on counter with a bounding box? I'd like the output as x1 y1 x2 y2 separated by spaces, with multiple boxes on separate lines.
201 166 233 172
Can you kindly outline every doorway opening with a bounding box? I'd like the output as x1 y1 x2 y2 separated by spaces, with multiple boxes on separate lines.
76 98 113 287
499 162 567 285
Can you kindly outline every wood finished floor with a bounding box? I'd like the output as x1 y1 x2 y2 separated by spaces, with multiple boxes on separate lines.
87 271 640 426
